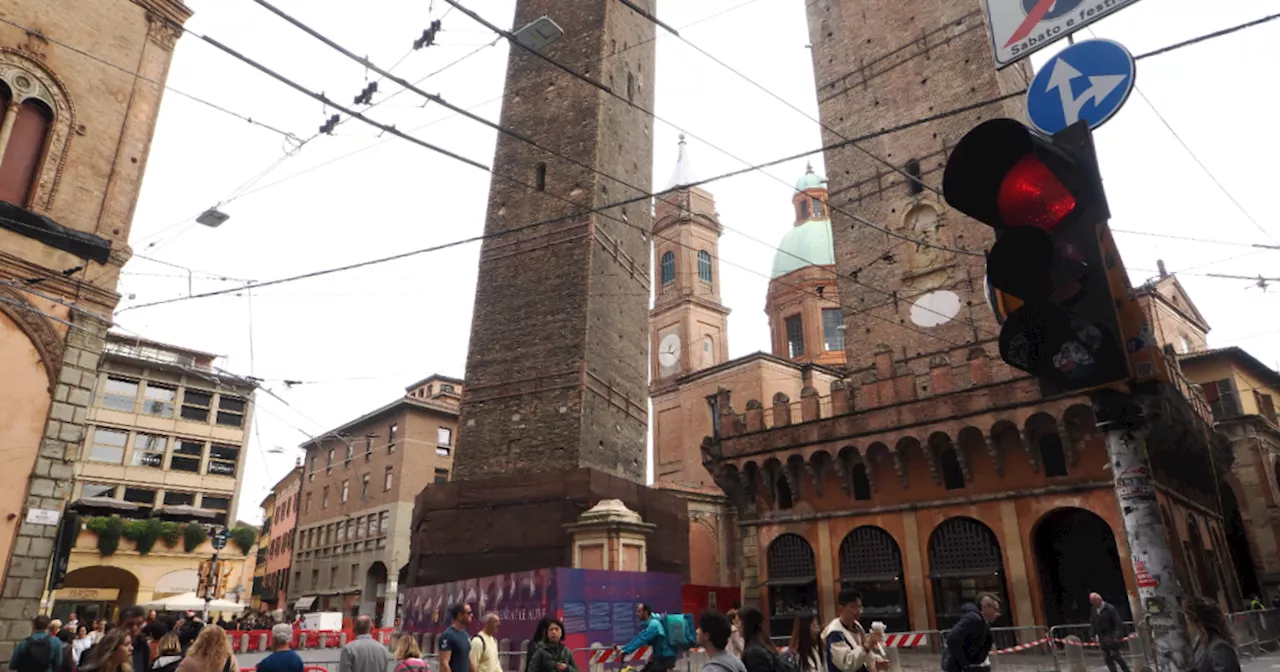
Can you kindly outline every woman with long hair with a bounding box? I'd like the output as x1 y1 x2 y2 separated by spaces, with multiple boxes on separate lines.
393 633 429 672
79 631 134 672
525 616 555 672
1184 596 1241 672
527 619 577 672
725 610 744 658
788 616 822 672
175 626 237 672
150 634 184 672
738 607 777 672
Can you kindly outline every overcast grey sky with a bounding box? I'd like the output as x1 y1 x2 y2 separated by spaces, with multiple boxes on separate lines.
109 0 1280 522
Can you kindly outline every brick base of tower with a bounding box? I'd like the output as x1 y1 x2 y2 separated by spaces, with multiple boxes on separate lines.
405 468 690 587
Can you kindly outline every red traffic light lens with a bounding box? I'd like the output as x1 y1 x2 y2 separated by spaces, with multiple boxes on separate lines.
997 154 1076 230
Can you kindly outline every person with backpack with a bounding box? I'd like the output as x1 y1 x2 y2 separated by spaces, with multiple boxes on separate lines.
9 615 64 672
470 612 501 672
619 605 678 672
697 611 746 672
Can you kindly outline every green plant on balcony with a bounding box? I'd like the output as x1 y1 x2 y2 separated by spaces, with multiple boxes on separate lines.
183 523 208 552
230 525 257 554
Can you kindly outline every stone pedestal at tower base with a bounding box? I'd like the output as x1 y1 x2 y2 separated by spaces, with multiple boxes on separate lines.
565 499 656 572
406 468 689 587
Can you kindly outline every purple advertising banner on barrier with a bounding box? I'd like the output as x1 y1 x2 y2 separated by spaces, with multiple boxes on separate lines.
400 568 682 651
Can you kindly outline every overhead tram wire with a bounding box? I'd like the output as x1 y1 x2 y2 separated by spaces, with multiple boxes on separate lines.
440 0 982 260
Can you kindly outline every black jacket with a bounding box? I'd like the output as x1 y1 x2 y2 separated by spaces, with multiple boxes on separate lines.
1089 602 1124 647
940 604 992 672
527 642 577 672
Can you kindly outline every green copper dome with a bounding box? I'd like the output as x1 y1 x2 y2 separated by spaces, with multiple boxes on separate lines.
771 218 835 278
795 162 826 191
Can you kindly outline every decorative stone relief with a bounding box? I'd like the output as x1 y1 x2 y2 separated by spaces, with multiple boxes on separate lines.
0 49 75 209
0 285 65 390
146 12 182 49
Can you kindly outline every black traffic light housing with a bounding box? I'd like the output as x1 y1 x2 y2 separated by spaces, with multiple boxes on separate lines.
944 118 1129 393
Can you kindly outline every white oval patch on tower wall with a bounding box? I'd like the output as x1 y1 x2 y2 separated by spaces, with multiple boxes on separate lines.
910 290 962 327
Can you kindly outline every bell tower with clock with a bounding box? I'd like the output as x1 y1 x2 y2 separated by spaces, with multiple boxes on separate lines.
650 136 730 390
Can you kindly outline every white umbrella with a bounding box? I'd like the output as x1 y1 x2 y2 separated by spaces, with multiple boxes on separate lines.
138 591 245 613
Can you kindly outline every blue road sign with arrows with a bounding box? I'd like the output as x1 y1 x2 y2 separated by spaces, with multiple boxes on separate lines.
1026 39 1135 134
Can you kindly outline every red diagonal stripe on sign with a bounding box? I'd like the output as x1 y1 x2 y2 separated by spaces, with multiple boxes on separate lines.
1004 0 1057 47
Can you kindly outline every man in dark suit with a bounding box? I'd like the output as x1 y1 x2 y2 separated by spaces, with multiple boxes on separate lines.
1089 592 1131 672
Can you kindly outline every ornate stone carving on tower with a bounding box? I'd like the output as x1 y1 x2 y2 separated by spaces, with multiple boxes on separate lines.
407 0 689 587
804 1 1032 367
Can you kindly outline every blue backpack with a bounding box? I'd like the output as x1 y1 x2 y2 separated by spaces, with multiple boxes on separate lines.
660 613 697 652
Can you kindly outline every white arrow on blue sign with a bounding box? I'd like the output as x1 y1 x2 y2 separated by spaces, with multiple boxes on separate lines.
1026 38 1135 135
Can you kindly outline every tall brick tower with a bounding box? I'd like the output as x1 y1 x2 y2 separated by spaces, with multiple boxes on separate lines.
804 1 1032 367
408 0 689 586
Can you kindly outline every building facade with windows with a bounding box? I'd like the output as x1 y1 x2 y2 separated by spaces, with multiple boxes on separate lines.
291 375 460 627
52 332 257 617
0 0 192 657
261 464 303 611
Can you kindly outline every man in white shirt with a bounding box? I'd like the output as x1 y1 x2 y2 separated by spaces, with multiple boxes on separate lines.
470 612 502 672
822 589 887 672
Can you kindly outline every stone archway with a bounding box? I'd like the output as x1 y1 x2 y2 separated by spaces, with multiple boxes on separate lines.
55 566 140 623
928 517 1012 632
766 533 817 638
839 526 909 632
1220 481 1260 599
1033 508 1129 626
363 561 388 626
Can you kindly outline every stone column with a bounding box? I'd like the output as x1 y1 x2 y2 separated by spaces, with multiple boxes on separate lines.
564 500 656 571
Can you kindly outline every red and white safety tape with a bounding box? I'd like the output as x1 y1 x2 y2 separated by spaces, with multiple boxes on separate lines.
883 633 928 648
991 633 1138 655
590 647 653 664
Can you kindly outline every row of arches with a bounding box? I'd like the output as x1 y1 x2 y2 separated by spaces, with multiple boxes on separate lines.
763 508 1131 634
721 408 1094 511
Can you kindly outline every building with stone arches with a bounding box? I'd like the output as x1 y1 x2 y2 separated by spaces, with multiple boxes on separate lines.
0 0 191 662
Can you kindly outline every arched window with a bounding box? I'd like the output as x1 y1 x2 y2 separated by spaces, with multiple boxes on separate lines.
777 476 794 510
1040 434 1068 477
534 162 547 191
940 449 965 490
812 197 824 218
799 200 810 220
697 250 712 282
660 251 675 286
852 463 872 501
0 98 52 206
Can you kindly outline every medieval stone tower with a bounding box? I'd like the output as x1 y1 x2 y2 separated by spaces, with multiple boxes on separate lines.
408 0 692 586
453 0 656 483
804 1 1032 368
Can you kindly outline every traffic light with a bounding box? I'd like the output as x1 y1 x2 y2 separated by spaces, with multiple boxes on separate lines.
943 118 1129 393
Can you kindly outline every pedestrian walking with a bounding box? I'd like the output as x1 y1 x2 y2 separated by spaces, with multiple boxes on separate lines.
78 631 133 672
393 634 429 672
56 628 77 672
822 589 886 672
339 616 390 672
9 616 65 672
940 594 999 672
1185 596 1242 672
525 617 554 672
1088 593 1131 672
438 605 474 672
83 607 149 672
255 625 303 672
470 613 502 672
73 626 94 665
175 626 237 672
151 633 185 672
738 607 787 672
789 615 823 672
619 604 677 672
527 619 577 672
698 611 747 672
724 610 744 659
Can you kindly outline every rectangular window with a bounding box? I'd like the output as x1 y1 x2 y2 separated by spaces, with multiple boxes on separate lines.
170 440 203 473
309 455 317 481
364 516 374 538
440 384 455 393
163 491 195 506
142 383 176 418
361 473 370 498
785 314 804 358
81 483 118 499
1254 391 1278 423
379 511 389 534
337 522 347 541
434 468 449 484
311 569 319 588
181 389 213 422
388 423 398 452
123 487 156 512
347 519 356 540
216 395 246 427
437 426 452 450
365 435 373 462
345 443 353 464
131 433 168 469
87 428 128 464
822 308 845 352
330 567 338 588
384 466 394 491
304 492 312 514
207 444 239 476
322 486 330 509
1202 378 1243 420
326 448 334 474
352 563 360 585
341 480 349 503
202 495 230 511
102 377 139 412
